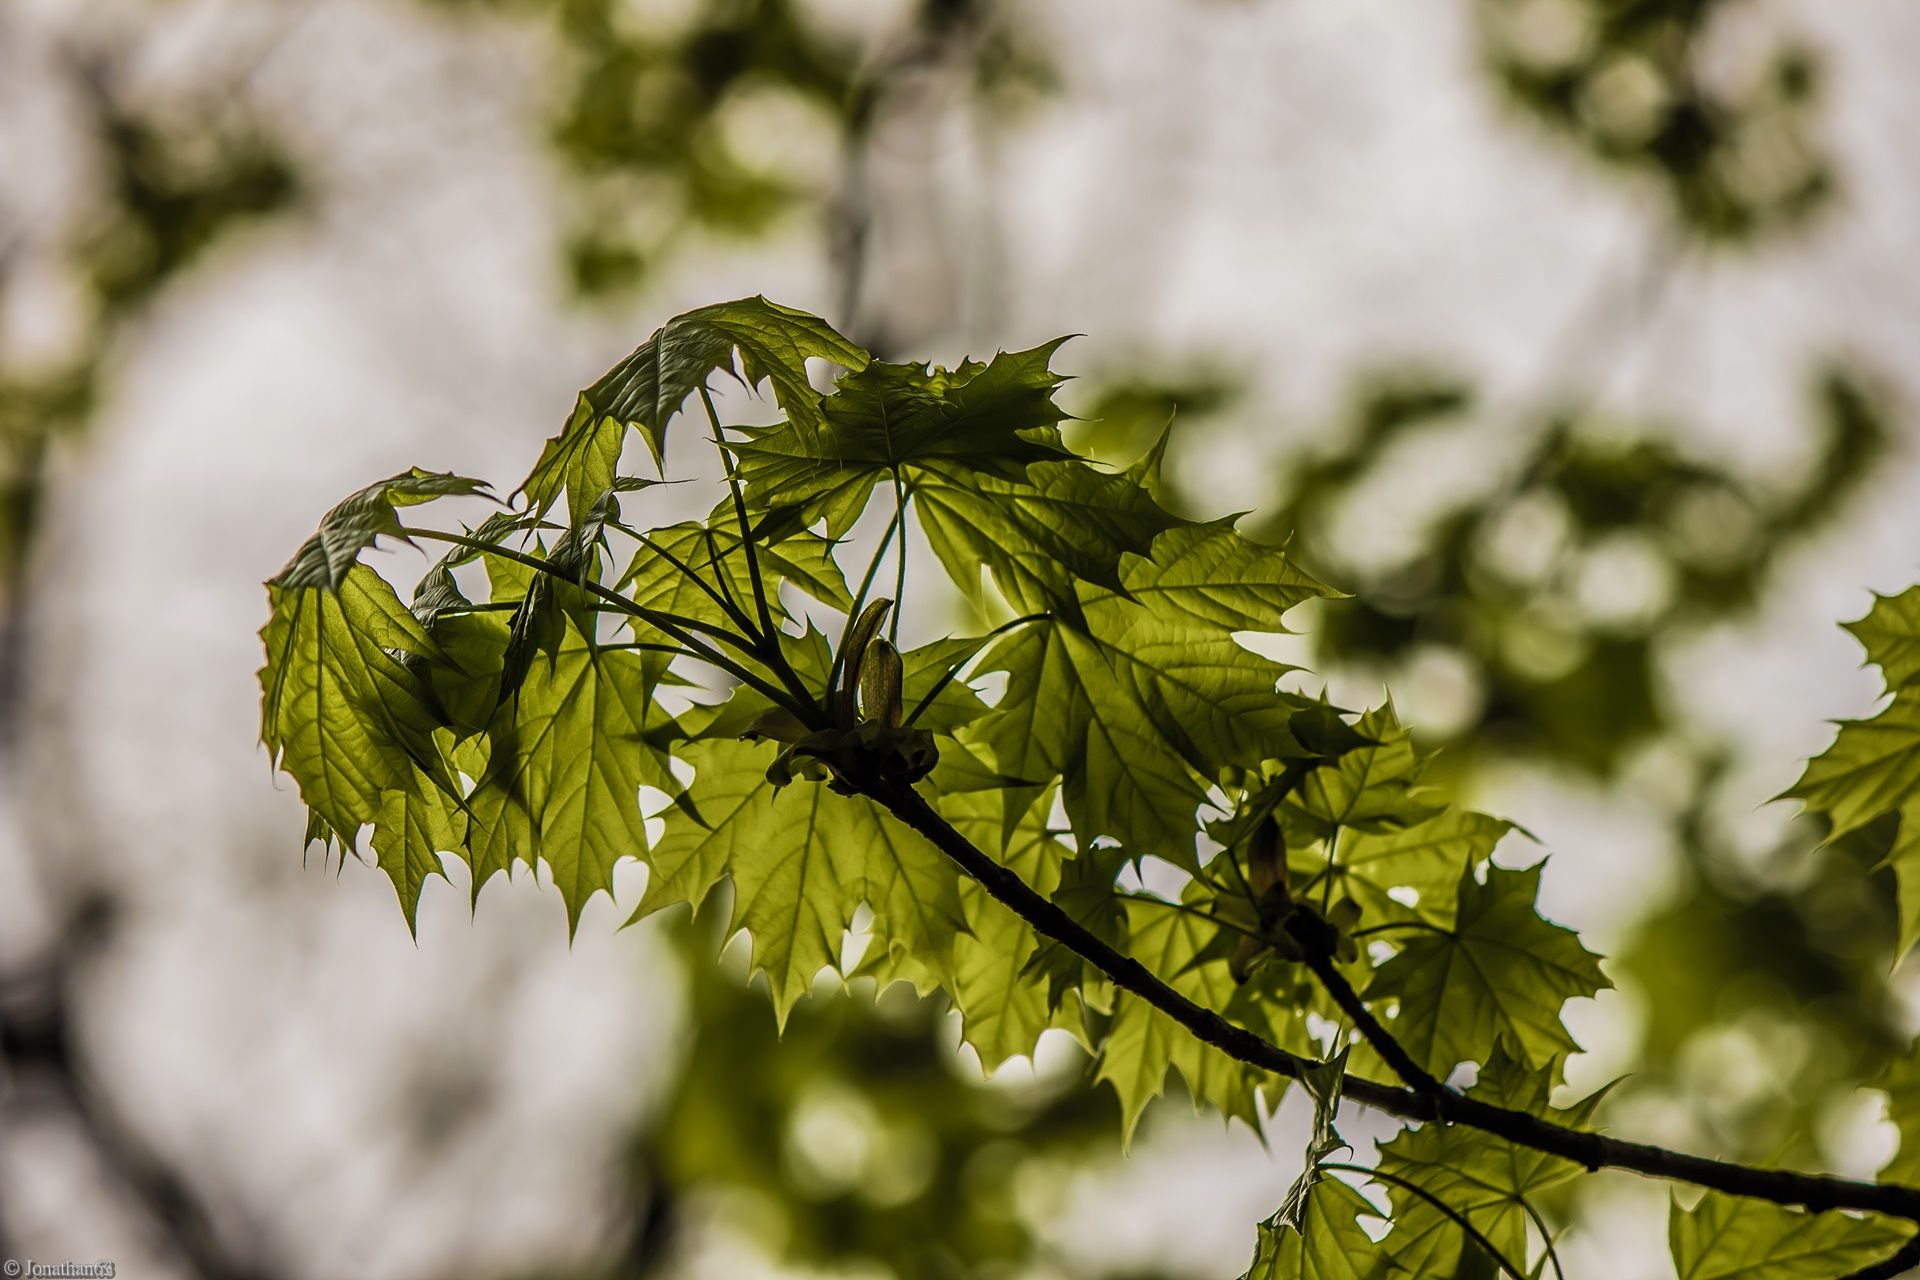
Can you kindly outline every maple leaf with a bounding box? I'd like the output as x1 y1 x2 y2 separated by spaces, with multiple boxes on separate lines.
728 344 1080 535
1375 1042 1597 1272
1095 891 1297 1142
462 612 679 934
1669 1192 1911 1280
1365 863 1609 1079
971 523 1335 858
1284 704 1445 838
271 468 493 591
618 517 853 632
631 739 965 1025
1790 586 1920 956
369 761 466 934
522 296 868 513
259 563 457 844
1288 807 1516 931
1243 1177 1392 1280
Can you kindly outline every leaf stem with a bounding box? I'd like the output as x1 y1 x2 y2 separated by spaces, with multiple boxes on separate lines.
1349 919 1454 941
698 387 820 714
404 528 815 723
1322 824 1340 913
700 386 781 648
889 468 909 646
1517 1194 1566 1280
862 776 1920 1223
618 525 763 642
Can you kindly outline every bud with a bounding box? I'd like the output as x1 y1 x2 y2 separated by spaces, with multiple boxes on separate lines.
839 598 893 728
859 637 905 728
1246 816 1289 899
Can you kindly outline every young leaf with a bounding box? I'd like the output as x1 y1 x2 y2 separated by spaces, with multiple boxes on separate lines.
1364 863 1609 1079
1846 586 1920 691
1790 588 1920 958
632 739 965 1025
1375 1042 1594 1271
618 518 853 632
465 613 679 933
1291 809 1515 929
522 296 868 512
728 344 1080 534
1286 705 1445 837
271 467 492 591
915 458 1183 619
259 564 456 843
1095 893 1288 1140
934 787 1076 1070
1243 1177 1391 1280
1668 1193 1911 1280
370 760 466 933
971 524 1333 859
1271 1048 1352 1231
1875 1050 1920 1187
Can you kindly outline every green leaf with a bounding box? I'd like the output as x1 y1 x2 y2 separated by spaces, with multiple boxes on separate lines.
940 788 1076 1070
899 634 995 735
971 524 1332 858
1286 705 1445 837
1847 586 1920 690
1272 1048 1352 1231
519 397 627 522
979 618 1210 859
1244 1177 1391 1280
632 739 965 1025
916 458 1182 618
271 467 492 590
1789 588 1920 959
1365 864 1609 1078
1668 1192 1911 1280
369 761 465 934
465 613 680 933
1875 1049 1920 1186
1095 893 1285 1141
1789 694 1920 843
1376 1042 1595 1272
523 296 868 512
618 517 853 634
729 343 1081 534
1294 809 1516 930
1088 520 1335 631
260 564 455 843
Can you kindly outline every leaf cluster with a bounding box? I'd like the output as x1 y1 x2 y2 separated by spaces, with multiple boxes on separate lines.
259 296 1920 1279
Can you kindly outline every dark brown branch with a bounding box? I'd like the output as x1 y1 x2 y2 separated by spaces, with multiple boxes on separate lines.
864 776 1920 1225
1302 948 1450 1101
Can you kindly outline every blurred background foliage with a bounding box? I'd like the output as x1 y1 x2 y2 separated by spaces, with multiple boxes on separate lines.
1 1 1913 1277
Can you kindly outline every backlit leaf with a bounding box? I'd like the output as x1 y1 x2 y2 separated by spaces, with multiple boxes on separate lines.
1365 864 1608 1078
1669 1193 1910 1280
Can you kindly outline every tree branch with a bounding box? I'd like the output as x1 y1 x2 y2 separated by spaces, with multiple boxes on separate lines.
864 776 1920 1224
1304 949 1450 1102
